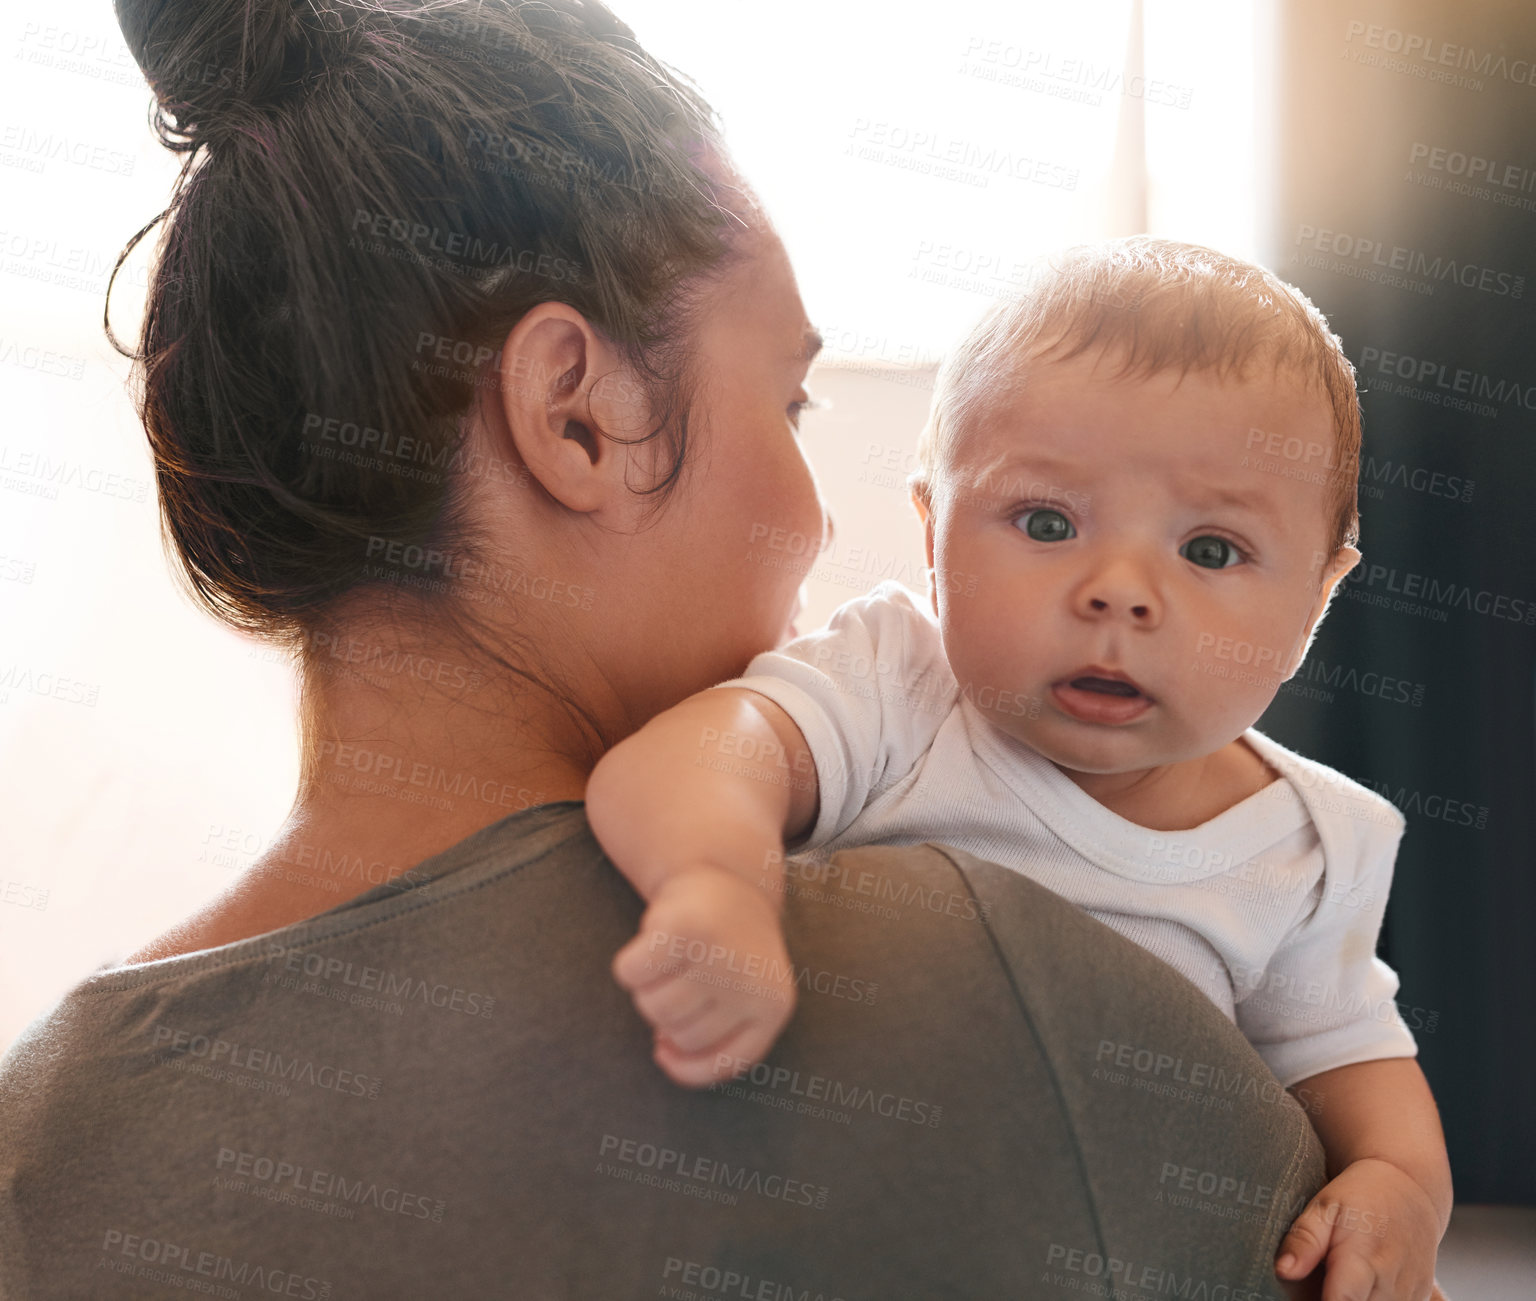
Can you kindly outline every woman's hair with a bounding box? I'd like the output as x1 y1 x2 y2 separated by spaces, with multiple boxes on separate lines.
912 236 1363 559
109 0 747 655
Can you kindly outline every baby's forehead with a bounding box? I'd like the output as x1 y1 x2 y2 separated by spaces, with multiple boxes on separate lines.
966 344 1317 409
948 350 1330 452
942 367 1335 517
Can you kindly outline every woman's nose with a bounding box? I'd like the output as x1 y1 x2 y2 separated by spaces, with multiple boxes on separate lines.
821 507 837 552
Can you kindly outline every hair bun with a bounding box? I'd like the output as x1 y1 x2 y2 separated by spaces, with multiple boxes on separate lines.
114 0 330 145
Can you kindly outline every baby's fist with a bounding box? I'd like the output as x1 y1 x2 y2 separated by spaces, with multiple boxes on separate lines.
612 868 797 1088
1275 1158 1441 1301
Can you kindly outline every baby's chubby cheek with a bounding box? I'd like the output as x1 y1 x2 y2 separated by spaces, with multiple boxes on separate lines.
1180 621 1306 734
937 617 1051 730
1188 626 1297 685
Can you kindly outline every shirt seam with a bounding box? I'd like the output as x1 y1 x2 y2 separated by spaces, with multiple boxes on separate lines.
1241 1104 1315 1292
925 842 1115 1268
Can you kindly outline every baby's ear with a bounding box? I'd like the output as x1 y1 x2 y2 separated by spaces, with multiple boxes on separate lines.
909 482 940 616
908 480 930 525
1285 545 1362 676
1316 544 1362 595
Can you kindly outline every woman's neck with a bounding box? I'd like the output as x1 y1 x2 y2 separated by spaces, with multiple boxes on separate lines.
123 629 605 965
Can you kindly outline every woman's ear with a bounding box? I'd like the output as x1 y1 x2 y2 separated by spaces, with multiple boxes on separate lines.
480 303 649 515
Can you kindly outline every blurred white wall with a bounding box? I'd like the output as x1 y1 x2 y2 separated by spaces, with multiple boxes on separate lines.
0 0 1263 1051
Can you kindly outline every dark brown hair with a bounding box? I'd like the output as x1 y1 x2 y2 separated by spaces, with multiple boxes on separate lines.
109 0 746 659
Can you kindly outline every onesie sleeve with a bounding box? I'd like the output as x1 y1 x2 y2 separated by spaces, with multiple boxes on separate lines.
713 580 955 853
1237 805 1419 1087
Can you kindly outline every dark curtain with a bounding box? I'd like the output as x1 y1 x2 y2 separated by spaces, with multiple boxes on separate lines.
1258 0 1536 1203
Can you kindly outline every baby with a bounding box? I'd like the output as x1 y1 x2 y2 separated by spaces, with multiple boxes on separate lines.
586 237 1452 1297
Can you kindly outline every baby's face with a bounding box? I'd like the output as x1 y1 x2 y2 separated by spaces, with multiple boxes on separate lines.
921 346 1358 778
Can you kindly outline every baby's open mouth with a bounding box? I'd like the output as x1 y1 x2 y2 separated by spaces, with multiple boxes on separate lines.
1069 676 1141 697
1051 667 1153 722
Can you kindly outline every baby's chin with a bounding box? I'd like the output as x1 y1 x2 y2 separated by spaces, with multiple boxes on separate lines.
996 711 1215 778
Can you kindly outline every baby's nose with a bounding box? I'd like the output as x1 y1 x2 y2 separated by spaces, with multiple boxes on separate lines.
1077 561 1161 624
1088 594 1153 620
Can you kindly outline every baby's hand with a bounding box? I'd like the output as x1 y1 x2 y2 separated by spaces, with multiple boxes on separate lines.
1275 1157 1442 1301
611 867 797 1089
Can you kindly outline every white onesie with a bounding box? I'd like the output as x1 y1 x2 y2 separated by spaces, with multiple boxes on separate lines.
718 579 1418 1087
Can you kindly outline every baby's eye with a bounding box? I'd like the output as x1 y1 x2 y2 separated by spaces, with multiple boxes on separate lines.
1016 508 1075 542
1181 535 1244 569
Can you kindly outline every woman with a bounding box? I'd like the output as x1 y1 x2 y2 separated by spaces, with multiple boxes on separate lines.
0 2 1325 1296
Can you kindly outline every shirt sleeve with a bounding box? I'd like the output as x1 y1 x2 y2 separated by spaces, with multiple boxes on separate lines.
1237 808 1419 1087
713 580 955 854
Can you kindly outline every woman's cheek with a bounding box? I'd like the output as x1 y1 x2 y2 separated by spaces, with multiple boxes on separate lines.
773 439 827 560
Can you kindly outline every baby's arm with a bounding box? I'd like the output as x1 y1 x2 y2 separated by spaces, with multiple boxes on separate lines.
1275 1058 1452 1301
585 687 819 1088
